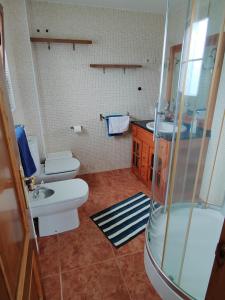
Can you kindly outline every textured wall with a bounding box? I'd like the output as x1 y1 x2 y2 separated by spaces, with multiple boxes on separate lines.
30 2 164 174
2 0 46 156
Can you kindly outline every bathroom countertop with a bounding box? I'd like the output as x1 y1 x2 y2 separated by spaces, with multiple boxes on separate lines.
131 119 210 141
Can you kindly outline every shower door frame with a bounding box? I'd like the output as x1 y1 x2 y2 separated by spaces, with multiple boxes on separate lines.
168 18 225 300
148 0 225 299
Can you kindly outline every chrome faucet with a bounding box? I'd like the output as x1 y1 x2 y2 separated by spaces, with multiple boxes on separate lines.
33 186 41 199
164 102 175 122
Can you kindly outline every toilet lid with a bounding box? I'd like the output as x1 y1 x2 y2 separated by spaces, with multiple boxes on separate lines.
45 157 80 175
46 151 73 160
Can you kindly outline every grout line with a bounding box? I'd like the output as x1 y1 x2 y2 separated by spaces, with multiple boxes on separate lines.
60 256 115 275
59 266 63 300
57 234 64 300
114 255 132 300
114 249 144 259
58 240 144 276
111 243 144 300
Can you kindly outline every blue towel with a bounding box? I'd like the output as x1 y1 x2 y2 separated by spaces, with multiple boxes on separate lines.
15 126 37 177
105 114 123 137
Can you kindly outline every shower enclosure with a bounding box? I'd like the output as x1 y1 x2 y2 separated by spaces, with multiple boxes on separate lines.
144 0 225 299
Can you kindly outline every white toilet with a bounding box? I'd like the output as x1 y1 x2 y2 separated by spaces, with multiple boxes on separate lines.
29 179 89 236
28 136 80 183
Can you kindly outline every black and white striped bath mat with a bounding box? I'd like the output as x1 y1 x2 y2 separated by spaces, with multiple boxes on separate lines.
90 192 160 248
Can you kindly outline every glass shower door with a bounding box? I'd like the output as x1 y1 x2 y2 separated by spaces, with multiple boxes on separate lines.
147 0 189 267
147 0 225 299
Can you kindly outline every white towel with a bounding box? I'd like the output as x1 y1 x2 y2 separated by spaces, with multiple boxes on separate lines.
108 116 130 134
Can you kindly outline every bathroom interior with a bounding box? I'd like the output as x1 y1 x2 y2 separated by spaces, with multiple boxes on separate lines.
0 0 225 299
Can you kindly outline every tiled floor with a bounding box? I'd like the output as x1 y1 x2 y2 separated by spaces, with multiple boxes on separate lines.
38 168 161 300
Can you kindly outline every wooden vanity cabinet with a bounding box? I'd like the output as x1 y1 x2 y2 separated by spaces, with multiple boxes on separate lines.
131 124 170 204
132 136 142 176
153 138 170 204
131 124 155 188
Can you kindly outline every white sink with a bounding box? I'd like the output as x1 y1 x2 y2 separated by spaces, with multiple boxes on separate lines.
31 187 55 201
146 121 186 134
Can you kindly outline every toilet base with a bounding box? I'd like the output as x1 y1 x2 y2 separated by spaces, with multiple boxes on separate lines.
38 209 80 237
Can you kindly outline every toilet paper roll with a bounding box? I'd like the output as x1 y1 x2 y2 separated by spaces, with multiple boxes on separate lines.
71 125 82 133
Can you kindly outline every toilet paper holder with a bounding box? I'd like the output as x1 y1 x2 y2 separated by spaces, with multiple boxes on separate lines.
70 125 83 132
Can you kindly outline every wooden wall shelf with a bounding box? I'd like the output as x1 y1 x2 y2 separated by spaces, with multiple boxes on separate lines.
90 64 142 68
90 64 142 73
30 37 92 50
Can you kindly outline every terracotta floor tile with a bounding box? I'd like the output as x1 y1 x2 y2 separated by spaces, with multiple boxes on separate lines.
77 207 89 223
117 252 161 300
40 168 161 300
62 259 130 300
126 272 161 300
42 274 61 300
58 221 114 271
38 235 60 278
116 252 145 274
60 240 114 271
62 265 102 300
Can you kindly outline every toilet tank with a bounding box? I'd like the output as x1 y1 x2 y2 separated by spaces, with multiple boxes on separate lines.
28 136 41 176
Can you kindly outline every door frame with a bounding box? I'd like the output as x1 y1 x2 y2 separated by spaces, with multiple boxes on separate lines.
0 59 30 300
0 5 31 299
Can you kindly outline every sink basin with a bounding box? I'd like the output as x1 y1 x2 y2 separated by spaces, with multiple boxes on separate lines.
32 187 55 200
146 121 186 134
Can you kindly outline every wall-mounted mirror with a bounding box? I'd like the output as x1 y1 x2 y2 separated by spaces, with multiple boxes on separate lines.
166 44 182 109
165 33 220 132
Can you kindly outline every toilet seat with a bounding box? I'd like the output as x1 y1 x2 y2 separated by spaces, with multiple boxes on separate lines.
45 157 80 175
28 136 81 183
36 165 78 184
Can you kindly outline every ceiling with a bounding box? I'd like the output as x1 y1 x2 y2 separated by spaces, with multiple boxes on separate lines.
31 0 167 14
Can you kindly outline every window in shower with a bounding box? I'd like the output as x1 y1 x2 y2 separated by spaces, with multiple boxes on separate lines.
180 18 209 96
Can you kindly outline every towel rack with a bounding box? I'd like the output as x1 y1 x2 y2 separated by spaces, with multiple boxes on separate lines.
100 112 130 121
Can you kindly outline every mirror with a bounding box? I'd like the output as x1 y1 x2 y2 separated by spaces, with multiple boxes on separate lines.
166 44 182 110
165 34 219 131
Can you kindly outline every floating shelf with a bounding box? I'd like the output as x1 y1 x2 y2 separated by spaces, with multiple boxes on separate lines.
90 64 142 68
90 64 142 74
30 37 92 50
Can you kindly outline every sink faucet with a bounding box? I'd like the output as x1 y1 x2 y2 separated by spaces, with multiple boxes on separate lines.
164 102 174 122
33 186 41 199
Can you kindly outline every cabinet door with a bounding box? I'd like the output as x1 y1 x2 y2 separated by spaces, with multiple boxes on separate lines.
148 146 155 192
153 140 170 204
132 137 142 175
140 142 150 183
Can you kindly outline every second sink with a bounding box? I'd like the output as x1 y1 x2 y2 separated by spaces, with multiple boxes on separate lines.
146 121 186 134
